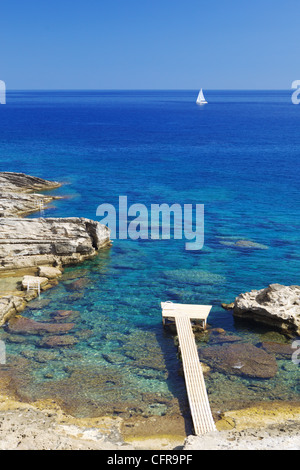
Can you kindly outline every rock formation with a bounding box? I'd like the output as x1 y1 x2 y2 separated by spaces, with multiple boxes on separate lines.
0 172 111 326
0 217 111 272
233 284 300 337
0 172 61 217
0 296 27 326
199 342 278 379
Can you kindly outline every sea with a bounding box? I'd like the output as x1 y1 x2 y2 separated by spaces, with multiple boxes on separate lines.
0 90 299 423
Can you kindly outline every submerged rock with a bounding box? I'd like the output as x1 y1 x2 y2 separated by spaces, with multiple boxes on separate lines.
6 316 75 335
34 350 60 363
199 343 278 379
50 310 80 323
27 298 52 310
233 284 300 337
258 341 295 359
164 269 226 285
234 240 268 250
65 277 90 292
219 239 268 250
102 353 126 365
209 333 242 345
122 330 167 372
39 335 79 348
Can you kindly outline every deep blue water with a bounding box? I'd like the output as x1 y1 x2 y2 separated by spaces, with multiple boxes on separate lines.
0 90 299 419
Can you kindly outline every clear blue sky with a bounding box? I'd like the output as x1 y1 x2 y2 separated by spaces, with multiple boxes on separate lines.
1 0 298 89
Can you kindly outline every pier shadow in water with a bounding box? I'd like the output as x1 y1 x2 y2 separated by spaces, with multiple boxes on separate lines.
154 323 194 436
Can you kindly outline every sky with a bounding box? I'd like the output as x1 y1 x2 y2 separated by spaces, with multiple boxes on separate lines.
0 0 299 89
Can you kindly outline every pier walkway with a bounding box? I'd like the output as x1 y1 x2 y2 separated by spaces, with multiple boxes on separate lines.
161 301 216 435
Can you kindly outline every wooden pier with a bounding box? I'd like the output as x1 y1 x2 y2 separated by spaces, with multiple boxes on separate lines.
161 301 216 436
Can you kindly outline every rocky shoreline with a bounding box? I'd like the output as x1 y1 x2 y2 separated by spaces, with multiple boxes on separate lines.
0 172 111 326
0 172 62 217
233 284 300 337
0 172 299 450
0 395 299 450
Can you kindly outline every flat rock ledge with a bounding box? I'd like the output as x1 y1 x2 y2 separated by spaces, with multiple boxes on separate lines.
0 217 111 272
233 284 300 337
0 171 62 217
0 172 111 326
0 296 27 326
183 403 300 450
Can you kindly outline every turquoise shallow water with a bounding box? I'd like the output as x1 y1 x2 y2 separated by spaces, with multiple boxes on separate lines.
0 90 299 419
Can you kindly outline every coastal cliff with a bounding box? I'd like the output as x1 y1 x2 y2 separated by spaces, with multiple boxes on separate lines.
0 172 111 325
0 217 111 272
0 172 61 217
233 284 300 337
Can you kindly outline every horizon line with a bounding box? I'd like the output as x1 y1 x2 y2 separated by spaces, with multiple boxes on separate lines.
5 88 293 92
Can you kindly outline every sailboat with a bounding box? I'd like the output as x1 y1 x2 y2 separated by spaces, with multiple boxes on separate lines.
196 88 207 105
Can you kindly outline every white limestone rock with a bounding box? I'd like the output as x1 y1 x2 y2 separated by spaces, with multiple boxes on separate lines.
233 284 300 336
0 217 111 273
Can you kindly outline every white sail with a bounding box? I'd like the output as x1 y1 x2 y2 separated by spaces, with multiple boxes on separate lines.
196 88 207 105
